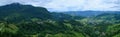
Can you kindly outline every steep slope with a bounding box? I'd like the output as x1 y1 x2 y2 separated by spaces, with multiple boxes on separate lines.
0 3 51 22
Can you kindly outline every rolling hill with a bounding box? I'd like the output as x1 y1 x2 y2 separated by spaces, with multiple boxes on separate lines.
0 3 120 37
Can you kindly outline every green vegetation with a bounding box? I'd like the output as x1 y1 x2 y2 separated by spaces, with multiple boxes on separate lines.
0 3 120 37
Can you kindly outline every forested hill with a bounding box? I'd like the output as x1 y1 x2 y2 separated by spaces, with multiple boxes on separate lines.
0 3 51 21
0 3 120 37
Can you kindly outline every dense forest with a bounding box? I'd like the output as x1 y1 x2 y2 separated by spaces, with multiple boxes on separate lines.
0 3 120 37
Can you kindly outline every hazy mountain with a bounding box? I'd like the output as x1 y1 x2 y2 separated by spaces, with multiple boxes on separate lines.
62 11 120 17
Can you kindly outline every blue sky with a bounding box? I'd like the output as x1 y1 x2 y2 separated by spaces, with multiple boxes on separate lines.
0 0 120 12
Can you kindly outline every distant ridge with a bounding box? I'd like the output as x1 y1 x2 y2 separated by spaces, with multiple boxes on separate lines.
62 11 120 17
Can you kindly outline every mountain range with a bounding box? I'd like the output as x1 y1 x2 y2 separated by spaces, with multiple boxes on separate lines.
62 11 120 17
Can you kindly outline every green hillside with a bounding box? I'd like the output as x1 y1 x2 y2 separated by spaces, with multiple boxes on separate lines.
0 3 120 37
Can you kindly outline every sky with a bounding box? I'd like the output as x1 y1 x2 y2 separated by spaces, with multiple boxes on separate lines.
0 0 120 12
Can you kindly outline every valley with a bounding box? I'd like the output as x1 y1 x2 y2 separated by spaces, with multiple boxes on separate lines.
0 3 120 37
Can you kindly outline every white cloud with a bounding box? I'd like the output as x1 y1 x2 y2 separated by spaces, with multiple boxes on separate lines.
43 0 120 11
82 0 119 11
43 0 86 11
0 0 119 11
